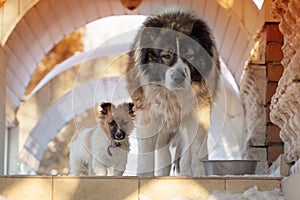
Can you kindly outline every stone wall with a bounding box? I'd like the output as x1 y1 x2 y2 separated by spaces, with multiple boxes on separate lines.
240 20 285 172
240 27 268 173
271 0 300 163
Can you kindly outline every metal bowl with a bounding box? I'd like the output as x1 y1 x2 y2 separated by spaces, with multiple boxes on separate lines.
202 160 259 176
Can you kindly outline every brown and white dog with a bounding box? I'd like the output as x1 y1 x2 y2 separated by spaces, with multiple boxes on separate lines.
69 102 134 176
125 9 220 176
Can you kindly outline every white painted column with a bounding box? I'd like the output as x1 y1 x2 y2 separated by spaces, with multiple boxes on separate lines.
0 46 6 175
7 126 19 174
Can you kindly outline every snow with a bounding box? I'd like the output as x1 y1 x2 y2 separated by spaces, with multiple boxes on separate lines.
140 186 284 200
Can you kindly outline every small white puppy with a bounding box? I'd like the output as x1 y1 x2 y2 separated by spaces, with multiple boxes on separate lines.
69 102 135 176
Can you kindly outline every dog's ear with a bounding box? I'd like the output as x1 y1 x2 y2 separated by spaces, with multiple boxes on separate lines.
127 102 135 118
99 102 112 116
191 19 213 57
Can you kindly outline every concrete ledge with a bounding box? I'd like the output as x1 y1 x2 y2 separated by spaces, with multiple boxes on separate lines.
282 169 300 200
0 176 282 200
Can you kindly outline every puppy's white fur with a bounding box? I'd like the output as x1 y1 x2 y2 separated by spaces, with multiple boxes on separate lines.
69 126 129 176
69 102 134 176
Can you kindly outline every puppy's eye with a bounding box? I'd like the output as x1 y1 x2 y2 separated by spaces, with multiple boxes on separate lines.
108 121 115 126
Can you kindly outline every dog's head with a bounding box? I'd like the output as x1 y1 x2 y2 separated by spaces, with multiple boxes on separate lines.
133 10 220 94
98 102 135 142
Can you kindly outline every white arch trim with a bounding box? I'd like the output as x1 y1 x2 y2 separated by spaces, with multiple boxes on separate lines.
25 42 133 99
5 0 264 117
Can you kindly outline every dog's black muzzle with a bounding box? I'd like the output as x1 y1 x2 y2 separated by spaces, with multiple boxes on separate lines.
171 69 186 84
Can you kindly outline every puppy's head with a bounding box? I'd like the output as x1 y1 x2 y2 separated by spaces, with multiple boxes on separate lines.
98 102 134 142
134 10 220 93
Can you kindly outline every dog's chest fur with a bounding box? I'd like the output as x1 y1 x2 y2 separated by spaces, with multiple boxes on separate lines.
142 84 197 132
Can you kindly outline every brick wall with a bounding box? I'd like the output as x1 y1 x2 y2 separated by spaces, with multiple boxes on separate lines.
265 23 284 165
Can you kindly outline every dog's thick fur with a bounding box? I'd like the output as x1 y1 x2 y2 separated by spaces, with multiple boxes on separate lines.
69 102 134 176
125 9 220 176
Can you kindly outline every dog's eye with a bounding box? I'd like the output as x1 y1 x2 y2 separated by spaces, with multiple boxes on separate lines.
161 54 171 59
185 53 194 59
184 50 195 59
160 51 172 60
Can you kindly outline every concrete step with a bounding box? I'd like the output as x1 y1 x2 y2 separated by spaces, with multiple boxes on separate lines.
0 176 282 200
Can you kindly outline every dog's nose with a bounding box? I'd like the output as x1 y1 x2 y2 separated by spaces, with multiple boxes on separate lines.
114 130 125 140
171 69 186 83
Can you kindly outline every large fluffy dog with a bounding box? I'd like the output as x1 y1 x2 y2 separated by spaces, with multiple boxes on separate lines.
125 10 220 176
69 102 134 176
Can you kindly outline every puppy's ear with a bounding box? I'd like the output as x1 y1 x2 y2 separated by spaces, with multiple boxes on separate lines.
127 102 135 118
99 102 112 116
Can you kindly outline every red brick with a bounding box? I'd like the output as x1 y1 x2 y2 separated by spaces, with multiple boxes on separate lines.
266 83 278 102
266 44 283 62
266 23 283 42
267 145 284 164
267 125 282 143
267 64 284 82
266 105 271 123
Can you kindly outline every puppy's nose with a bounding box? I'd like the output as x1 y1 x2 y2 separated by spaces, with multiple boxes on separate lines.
114 130 125 140
171 69 186 83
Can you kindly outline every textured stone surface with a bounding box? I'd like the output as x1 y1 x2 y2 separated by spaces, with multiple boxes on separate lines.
247 147 268 174
271 0 300 163
241 64 267 147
